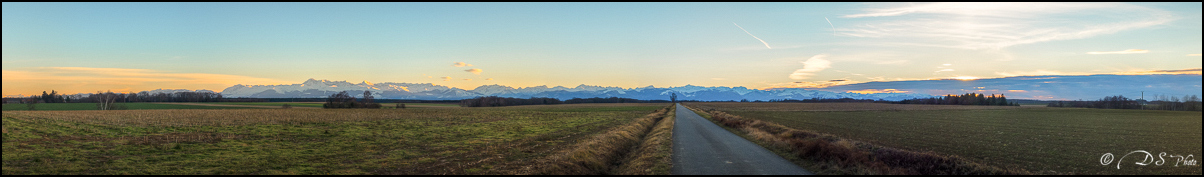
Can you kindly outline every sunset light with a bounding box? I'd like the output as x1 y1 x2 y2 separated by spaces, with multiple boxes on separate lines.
2 2 1200 175
952 76 980 80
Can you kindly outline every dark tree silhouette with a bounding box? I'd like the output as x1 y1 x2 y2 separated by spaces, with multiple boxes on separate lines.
1047 94 1199 111
324 91 355 108
323 91 379 109
897 92 1017 106
360 91 381 108
23 97 38 110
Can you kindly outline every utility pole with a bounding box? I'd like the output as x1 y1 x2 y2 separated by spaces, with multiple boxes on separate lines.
1141 91 1144 110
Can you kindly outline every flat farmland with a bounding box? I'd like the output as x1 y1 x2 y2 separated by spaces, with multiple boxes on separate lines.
2 103 671 175
687 102 1202 175
2 103 261 111
199 102 459 108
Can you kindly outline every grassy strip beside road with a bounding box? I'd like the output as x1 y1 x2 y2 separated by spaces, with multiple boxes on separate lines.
614 105 675 175
518 105 675 175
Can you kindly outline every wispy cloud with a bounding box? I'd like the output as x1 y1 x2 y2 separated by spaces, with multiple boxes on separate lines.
453 62 473 67
789 55 832 80
2 67 290 95
486 78 494 81
935 69 955 73
824 17 836 36
734 23 772 49
441 77 452 81
711 78 726 80
463 79 472 81
1087 49 1149 54
464 68 483 75
841 2 1174 50
1189 54 1202 56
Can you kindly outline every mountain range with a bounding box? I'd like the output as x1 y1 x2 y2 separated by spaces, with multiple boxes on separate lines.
107 73 1200 101
218 79 932 101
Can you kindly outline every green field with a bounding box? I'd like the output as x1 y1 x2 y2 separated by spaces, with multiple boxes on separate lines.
2 103 671 175
2 103 260 111
203 102 326 108
689 102 1202 175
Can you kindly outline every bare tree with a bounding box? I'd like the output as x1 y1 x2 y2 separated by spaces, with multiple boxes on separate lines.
362 91 375 104
95 91 119 110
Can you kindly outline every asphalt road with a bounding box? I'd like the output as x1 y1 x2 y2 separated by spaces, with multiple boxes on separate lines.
671 103 814 175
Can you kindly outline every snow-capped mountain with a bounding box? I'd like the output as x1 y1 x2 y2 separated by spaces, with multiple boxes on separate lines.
217 78 934 101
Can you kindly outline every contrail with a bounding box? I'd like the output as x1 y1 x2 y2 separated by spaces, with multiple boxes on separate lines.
825 17 836 36
733 23 771 49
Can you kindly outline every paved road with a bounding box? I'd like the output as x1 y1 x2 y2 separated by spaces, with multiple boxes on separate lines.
671 103 813 175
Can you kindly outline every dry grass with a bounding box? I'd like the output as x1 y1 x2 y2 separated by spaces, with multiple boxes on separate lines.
682 104 1030 175
613 105 675 175
3 104 672 175
688 102 1029 112
510 106 674 175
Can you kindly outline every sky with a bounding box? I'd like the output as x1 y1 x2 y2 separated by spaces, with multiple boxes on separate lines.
3 2 1202 97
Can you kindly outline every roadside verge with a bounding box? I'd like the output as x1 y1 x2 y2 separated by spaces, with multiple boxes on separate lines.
680 103 1030 175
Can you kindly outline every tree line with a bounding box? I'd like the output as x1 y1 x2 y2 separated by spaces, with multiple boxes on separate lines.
459 96 563 107
896 93 1018 106
12 90 225 103
1047 94 1201 111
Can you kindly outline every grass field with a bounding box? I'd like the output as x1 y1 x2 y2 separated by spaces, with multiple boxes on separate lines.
202 102 459 108
686 102 1202 175
2 103 671 175
2 103 261 111
204 102 326 108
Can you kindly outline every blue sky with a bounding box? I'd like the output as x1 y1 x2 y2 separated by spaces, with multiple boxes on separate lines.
3 2 1201 98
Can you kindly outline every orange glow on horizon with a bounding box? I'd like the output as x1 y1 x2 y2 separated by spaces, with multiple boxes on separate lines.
952 76 979 80
846 89 909 94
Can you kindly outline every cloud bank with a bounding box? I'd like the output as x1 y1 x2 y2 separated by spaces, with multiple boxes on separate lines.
818 74 1201 100
789 55 833 80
